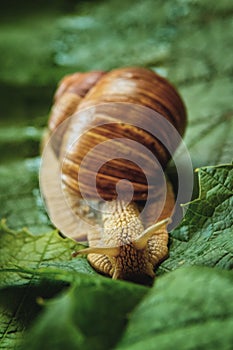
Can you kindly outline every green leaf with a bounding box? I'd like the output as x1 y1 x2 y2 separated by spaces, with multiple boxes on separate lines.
18 275 147 350
159 164 233 274
0 281 66 350
168 9 233 167
0 220 93 289
116 267 233 350
0 158 52 234
180 80 233 167
0 222 94 349
0 126 42 162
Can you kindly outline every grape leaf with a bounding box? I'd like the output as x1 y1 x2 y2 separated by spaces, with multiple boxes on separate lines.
116 267 233 350
179 79 233 168
0 223 94 349
158 164 233 274
18 275 147 350
0 220 93 289
0 158 51 234
0 281 66 350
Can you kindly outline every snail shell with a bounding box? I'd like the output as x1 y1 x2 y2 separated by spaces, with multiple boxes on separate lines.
42 67 186 283
49 67 186 200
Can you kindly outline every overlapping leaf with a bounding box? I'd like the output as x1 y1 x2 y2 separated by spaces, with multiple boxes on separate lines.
159 164 233 274
116 267 233 350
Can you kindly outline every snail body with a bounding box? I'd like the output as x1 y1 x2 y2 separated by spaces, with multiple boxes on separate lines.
43 67 186 283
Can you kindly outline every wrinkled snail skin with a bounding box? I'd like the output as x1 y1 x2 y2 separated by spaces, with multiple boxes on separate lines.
85 200 171 282
46 67 186 283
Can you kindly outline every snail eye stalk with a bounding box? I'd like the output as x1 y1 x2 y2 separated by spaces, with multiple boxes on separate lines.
133 218 171 250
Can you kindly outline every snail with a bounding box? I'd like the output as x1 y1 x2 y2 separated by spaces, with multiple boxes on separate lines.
41 67 186 283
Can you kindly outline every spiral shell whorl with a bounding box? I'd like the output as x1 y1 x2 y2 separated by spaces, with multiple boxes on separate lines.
79 67 186 136
49 67 186 202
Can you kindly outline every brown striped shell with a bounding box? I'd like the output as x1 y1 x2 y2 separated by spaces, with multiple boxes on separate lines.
48 67 186 202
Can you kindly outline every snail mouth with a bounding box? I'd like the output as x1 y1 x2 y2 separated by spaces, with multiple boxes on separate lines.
112 268 154 285
112 250 155 283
